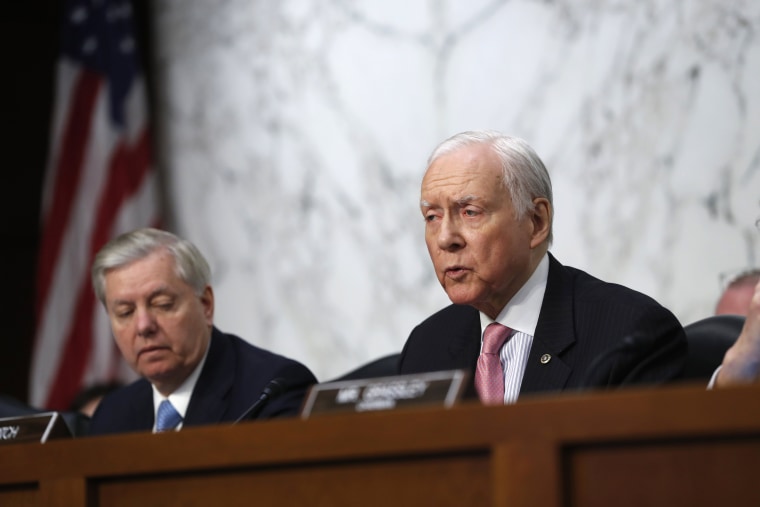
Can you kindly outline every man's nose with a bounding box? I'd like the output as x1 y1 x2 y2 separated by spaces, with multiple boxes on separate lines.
437 215 464 251
135 308 157 337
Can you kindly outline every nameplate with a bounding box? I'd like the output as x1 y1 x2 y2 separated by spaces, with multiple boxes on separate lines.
0 412 73 445
300 370 468 418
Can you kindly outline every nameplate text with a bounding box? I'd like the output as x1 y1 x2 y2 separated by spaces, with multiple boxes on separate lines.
300 370 468 418
0 413 72 445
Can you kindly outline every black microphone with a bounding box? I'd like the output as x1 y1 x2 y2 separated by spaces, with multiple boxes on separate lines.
234 377 287 423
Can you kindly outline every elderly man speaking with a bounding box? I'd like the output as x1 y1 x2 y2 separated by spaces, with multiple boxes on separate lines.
399 130 687 403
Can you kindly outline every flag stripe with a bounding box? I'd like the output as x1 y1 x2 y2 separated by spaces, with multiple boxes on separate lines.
31 0 161 410
30 86 120 407
35 70 102 319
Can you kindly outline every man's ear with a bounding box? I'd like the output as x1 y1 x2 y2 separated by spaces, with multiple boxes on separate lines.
529 197 552 248
200 286 214 324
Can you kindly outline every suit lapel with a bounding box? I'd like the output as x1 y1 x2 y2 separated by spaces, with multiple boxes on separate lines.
446 307 483 399
129 380 155 431
447 307 482 371
184 328 234 426
520 253 575 395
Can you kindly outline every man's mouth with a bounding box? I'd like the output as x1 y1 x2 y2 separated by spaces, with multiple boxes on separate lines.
138 345 168 358
445 266 469 279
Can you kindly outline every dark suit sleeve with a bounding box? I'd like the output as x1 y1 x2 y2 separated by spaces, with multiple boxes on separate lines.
202 331 318 423
86 380 154 436
399 305 480 375
579 300 688 388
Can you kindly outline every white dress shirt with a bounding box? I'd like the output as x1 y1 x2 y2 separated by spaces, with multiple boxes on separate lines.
479 253 549 404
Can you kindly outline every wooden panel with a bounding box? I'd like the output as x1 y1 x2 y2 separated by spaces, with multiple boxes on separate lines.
0 484 37 507
38 478 89 507
565 437 760 507
493 440 562 507
95 452 489 507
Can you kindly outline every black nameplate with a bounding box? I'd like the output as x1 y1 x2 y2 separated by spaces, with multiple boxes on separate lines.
0 412 73 445
300 370 468 418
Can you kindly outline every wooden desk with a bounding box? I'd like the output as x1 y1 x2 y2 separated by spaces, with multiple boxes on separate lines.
1 383 759 507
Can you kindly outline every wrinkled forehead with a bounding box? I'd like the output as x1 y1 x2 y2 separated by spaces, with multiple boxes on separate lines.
424 143 500 181
421 147 503 203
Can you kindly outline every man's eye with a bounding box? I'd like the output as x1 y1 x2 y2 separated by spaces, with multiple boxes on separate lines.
115 309 133 318
464 209 479 217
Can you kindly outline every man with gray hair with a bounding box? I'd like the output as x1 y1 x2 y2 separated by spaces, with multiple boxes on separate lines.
399 130 687 403
87 228 316 435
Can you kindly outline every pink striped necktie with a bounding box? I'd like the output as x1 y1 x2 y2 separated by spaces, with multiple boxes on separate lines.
475 323 511 405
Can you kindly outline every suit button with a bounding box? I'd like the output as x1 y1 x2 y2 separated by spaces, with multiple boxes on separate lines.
540 353 551 364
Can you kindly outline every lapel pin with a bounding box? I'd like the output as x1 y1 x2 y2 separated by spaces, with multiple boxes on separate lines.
540 353 551 364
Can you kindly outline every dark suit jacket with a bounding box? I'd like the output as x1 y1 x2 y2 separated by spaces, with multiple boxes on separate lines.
88 327 316 436
399 253 687 400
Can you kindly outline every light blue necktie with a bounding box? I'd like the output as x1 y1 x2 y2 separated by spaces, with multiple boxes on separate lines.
156 400 182 432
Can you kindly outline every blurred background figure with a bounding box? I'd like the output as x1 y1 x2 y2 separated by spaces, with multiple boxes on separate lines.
715 276 760 387
716 269 760 316
68 382 124 418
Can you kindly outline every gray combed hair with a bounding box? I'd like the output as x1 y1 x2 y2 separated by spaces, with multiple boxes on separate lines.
91 228 211 304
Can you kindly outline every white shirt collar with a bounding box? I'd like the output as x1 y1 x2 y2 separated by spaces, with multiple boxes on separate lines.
151 333 211 430
479 253 549 336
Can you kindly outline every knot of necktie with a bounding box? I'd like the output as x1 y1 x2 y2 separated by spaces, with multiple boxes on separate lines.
156 399 182 432
482 323 510 354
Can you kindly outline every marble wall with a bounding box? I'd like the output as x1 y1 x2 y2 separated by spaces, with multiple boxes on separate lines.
151 0 760 381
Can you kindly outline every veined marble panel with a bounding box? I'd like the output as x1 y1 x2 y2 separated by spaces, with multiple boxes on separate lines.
152 0 760 381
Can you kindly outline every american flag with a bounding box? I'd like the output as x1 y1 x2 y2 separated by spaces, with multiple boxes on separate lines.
30 0 161 410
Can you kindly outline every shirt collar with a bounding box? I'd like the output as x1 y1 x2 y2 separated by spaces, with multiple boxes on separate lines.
479 253 549 336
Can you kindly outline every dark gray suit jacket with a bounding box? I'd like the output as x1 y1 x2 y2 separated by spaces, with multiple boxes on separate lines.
399 253 687 399
87 327 316 435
